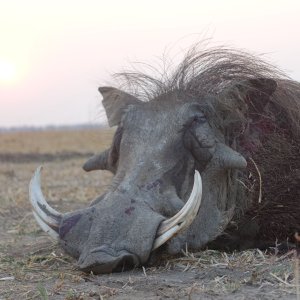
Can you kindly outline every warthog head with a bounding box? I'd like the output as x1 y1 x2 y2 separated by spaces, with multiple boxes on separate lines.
30 46 283 273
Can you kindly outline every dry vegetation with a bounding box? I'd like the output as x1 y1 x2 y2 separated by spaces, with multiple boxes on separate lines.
0 128 299 299
0 128 113 154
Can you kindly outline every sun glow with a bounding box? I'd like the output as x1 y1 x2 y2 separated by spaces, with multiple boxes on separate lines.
0 59 17 83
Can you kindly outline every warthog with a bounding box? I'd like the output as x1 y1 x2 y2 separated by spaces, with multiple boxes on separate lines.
29 45 300 274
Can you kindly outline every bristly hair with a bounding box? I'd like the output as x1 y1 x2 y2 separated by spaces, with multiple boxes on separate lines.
114 43 300 137
115 43 282 98
113 42 300 245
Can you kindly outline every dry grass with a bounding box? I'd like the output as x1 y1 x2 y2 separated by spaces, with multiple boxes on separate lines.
0 128 299 299
0 128 114 154
166 248 300 295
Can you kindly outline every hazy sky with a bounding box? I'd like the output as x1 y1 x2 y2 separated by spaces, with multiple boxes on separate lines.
0 0 299 127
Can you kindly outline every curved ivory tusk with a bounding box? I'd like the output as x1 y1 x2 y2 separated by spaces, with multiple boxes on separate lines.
152 170 202 251
32 211 59 240
29 166 62 239
30 166 202 250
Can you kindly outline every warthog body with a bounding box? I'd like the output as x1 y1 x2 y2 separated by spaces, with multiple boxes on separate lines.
30 45 300 274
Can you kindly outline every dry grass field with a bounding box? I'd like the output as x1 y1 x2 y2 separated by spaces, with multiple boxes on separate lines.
0 128 299 299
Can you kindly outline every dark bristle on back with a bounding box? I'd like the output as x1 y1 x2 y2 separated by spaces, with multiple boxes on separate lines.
115 44 300 249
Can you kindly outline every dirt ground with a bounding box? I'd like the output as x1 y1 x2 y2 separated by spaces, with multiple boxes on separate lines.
0 128 299 299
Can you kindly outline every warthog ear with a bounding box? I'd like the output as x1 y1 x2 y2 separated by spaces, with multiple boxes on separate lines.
99 87 141 127
83 149 110 172
83 148 117 174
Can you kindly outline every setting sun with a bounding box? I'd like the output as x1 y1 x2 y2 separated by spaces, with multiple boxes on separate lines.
0 59 16 83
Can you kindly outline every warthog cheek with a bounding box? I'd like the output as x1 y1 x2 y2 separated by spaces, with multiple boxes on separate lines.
59 214 82 239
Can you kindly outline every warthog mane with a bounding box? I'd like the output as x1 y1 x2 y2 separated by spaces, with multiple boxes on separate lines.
115 44 300 248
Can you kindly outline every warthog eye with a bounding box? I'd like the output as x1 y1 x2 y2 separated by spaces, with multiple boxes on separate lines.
192 115 206 125
185 114 207 128
180 114 207 133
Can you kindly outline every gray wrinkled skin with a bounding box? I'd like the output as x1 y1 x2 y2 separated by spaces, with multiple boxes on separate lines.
59 196 164 274
69 89 248 273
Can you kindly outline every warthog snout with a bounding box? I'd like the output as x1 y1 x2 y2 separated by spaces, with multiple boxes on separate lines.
78 245 139 274
30 167 202 273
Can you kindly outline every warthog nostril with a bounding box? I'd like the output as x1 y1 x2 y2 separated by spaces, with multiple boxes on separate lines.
78 246 140 274
112 253 137 272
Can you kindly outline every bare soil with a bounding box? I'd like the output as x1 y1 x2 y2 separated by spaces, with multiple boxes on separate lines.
0 129 299 299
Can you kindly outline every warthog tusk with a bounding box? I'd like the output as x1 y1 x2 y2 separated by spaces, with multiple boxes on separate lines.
29 167 202 250
29 166 61 240
152 170 202 251
32 211 60 240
